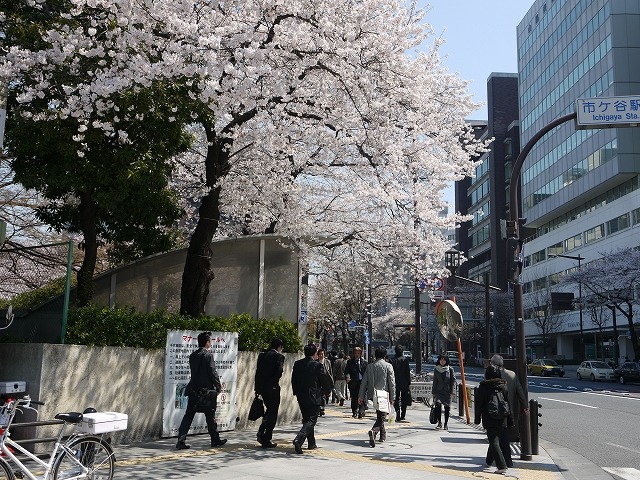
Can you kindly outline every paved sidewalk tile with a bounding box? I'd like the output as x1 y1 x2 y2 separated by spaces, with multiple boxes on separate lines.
114 403 567 480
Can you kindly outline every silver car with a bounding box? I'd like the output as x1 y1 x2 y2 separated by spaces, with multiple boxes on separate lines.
576 360 615 382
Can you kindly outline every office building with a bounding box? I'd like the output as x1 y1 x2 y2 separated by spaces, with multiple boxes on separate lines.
517 0 640 361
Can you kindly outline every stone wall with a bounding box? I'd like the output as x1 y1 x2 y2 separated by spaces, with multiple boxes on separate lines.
0 344 301 446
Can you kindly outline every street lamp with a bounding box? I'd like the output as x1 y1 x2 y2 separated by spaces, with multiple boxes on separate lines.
606 302 619 366
550 254 584 359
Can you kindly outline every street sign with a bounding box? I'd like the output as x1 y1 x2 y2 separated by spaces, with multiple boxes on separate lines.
431 277 444 291
300 310 307 324
348 320 356 332
430 290 444 301
576 96 640 129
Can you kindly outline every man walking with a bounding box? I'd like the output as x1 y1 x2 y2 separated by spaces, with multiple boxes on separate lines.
176 331 227 450
317 348 333 415
254 338 285 448
291 344 332 454
333 352 347 406
345 347 367 418
489 354 528 468
391 345 412 421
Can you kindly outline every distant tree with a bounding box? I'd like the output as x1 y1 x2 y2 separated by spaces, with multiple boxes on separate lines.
524 288 564 357
561 247 640 361
584 297 609 359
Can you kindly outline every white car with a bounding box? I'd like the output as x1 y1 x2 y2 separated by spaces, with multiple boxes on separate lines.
576 360 615 382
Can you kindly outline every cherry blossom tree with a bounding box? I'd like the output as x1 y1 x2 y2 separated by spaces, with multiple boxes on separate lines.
1 0 486 315
562 247 640 361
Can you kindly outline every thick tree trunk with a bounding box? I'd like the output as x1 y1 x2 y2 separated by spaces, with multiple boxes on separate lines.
180 126 230 316
77 191 98 307
179 186 221 316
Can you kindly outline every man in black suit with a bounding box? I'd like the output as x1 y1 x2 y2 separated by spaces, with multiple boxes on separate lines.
345 346 367 418
391 345 412 421
254 338 285 448
176 331 227 450
291 344 332 454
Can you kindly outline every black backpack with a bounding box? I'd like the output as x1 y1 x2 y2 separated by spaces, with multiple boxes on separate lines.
487 387 511 420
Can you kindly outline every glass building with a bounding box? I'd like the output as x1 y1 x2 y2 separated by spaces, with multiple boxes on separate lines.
517 0 640 361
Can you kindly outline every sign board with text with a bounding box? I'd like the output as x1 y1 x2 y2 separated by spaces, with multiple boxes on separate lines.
576 96 640 129
162 330 238 437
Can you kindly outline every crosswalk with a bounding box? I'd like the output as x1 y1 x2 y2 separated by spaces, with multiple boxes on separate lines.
603 467 640 480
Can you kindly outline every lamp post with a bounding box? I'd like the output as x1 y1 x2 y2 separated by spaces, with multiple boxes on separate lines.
507 111 577 461
550 254 584 358
606 303 619 365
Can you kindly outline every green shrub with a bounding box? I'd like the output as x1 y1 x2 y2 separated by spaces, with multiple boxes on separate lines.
0 276 75 310
66 304 303 352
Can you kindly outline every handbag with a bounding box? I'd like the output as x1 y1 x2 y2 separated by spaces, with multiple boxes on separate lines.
195 388 218 412
248 394 265 421
373 389 390 413
429 405 439 424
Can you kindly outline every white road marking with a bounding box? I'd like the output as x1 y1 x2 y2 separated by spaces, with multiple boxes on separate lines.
606 443 640 455
537 397 598 408
602 467 640 480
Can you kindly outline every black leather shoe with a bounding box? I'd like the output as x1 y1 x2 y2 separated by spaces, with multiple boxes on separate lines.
211 439 228 447
307 444 318 450
176 441 190 450
293 441 303 454
261 441 277 448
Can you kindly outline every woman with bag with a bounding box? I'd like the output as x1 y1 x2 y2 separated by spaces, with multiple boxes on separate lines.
432 354 456 430
358 347 396 447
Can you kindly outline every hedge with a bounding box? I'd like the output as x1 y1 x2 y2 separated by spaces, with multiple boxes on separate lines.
66 304 303 352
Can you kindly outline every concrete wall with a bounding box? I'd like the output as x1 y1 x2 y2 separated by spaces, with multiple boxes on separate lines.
0 344 302 447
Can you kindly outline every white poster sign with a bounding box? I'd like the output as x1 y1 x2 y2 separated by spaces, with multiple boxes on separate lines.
162 330 238 437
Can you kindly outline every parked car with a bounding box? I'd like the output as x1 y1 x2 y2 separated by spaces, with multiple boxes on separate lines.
527 359 565 377
614 361 640 384
576 360 615 382
402 350 413 361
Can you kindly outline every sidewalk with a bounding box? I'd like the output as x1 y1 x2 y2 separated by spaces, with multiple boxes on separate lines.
112 401 585 480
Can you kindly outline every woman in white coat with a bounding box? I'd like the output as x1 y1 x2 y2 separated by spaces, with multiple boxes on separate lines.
358 347 396 447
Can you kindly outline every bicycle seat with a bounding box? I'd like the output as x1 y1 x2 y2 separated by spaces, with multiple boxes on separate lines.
54 412 83 424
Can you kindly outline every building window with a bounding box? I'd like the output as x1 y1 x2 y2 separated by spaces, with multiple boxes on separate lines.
584 224 605 244
547 242 563 256
564 233 582 251
531 249 546 265
632 207 640 225
606 213 630 235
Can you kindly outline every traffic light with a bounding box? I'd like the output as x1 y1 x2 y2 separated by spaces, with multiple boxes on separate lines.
506 237 523 283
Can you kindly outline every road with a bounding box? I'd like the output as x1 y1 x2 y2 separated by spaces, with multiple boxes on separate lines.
461 367 640 480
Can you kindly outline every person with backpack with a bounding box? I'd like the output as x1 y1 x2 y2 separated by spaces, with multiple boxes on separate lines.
474 364 510 475
432 354 456 430
490 354 528 468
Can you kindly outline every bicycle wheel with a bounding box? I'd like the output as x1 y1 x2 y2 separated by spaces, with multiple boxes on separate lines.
52 436 114 480
0 458 15 480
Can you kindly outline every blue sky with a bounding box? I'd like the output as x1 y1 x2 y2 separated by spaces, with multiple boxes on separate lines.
423 1 533 120
420 1 534 207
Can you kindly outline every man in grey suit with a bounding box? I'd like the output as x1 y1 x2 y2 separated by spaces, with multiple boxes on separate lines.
489 354 528 468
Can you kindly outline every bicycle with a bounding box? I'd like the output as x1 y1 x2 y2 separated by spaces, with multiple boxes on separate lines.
0 396 116 480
